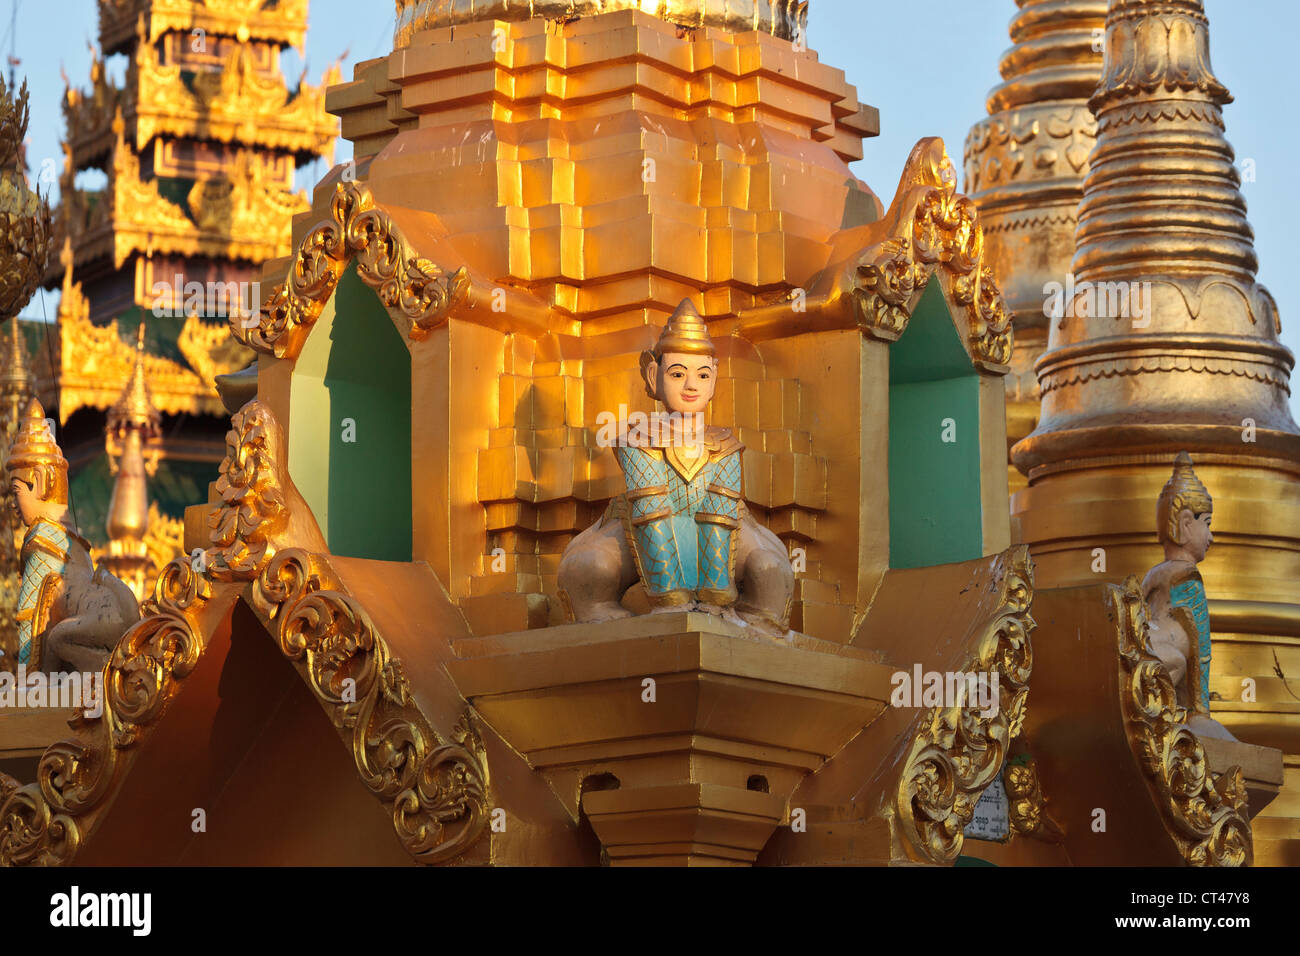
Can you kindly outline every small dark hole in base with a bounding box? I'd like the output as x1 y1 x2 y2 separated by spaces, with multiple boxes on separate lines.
581 772 621 794
747 774 770 793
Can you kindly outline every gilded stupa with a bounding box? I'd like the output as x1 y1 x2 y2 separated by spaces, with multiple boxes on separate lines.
964 0 1107 494
0 0 1287 870
1008 0 1300 864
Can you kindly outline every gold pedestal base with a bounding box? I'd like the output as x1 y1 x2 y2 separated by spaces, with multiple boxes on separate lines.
447 612 895 866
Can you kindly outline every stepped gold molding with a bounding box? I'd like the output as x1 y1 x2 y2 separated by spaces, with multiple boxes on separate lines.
238 181 470 359
1112 576 1251 866
854 139 1013 371
893 545 1035 865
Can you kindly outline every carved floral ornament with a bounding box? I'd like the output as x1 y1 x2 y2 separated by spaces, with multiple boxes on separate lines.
893 545 1035 865
1112 576 1251 866
852 139 1014 371
0 402 489 866
234 182 470 360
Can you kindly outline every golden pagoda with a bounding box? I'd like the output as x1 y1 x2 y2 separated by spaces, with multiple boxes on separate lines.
21 0 339 585
0 0 1286 870
1007 0 1300 864
963 0 1107 495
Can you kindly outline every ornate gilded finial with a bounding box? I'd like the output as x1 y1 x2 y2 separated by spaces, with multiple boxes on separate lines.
1156 452 1212 545
108 322 163 438
652 299 715 358
104 323 161 588
0 76 31 174
5 398 68 504
0 75 53 327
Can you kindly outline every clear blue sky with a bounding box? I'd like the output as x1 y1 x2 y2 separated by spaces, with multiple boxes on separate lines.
6 0 1295 412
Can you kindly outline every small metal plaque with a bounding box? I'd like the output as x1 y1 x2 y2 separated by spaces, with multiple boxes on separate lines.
963 776 1010 842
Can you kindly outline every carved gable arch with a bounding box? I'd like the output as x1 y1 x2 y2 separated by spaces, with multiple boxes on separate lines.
233 181 470 360
854 137 1014 373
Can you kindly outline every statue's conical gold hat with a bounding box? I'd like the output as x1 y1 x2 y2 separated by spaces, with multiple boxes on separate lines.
4 398 66 476
653 299 715 358
1157 451 1212 544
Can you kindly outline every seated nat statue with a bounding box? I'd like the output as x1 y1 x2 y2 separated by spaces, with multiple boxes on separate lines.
4 400 139 673
1142 452 1235 741
558 300 793 636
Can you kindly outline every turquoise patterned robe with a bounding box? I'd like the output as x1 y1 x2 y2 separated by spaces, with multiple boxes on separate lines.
15 517 74 666
614 426 743 606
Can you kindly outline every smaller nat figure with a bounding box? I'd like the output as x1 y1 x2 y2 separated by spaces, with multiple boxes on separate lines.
559 300 793 635
4 399 139 672
1142 451 1235 740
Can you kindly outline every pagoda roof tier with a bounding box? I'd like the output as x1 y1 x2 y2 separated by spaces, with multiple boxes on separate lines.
63 37 338 171
98 0 309 56
21 284 252 423
53 120 309 275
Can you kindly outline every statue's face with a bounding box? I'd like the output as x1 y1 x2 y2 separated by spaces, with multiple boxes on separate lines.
648 351 716 415
10 477 41 527
1178 508 1213 562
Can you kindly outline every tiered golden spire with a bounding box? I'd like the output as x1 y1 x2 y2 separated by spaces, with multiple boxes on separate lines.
1017 0 1297 454
1010 0 1300 865
964 0 1107 493
102 323 162 597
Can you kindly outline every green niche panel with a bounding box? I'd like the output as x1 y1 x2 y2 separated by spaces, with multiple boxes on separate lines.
289 266 412 561
888 278 983 569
